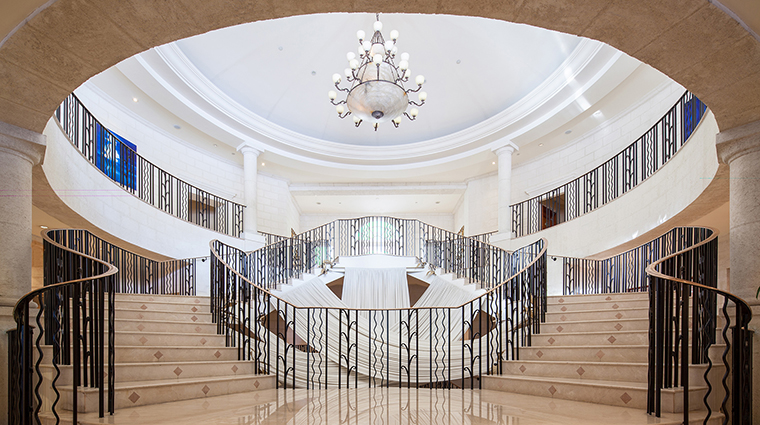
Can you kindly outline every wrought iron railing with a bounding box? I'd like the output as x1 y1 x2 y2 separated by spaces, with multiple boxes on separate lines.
210 227 546 388
511 91 707 237
561 227 713 295
467 231 497 245
54 93 245 238
258 231 289 246
235 216 520 292
9 230 117 425
646 228 752 424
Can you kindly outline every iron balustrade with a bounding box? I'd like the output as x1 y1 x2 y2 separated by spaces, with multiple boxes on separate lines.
646 229 752 425
210 228 546 389
467 231 497 245
258 231 289 246
511 91 707 238
54 93 245 238
9 230 117 425
561 227 714 295
231 217 522 292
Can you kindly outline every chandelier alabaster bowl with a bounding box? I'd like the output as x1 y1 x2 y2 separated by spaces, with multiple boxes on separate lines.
328 16 427 131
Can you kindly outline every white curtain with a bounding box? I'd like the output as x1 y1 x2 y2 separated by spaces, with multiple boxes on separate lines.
341 267 410 310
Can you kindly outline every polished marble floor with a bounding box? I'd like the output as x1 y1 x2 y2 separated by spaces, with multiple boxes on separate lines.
68 388 710 424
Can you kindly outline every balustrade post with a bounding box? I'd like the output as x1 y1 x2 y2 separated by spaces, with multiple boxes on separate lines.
716 118 760 422
237 143 266 250
0 120 45 425
492 142 518 243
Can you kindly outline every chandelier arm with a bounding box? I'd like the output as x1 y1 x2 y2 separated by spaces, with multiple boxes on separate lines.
337 111 352 119
329 100 347 106
403 112 416 121
405 85 423 94
392 120 400 128
408 100 425 107
355 119 362 128
334 83 351 93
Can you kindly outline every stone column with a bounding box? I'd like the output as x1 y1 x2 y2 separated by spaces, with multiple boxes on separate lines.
493 143 518 239
0 120 46 425
716 119 760 422
237 143 265 250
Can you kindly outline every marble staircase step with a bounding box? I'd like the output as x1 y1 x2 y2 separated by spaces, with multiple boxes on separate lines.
113 318 218 334
114 308 213 322
115 294 209 305
113 331 225 347
548 293 648 303
519 345 648 362
531 330 648 346
545 307 648 322
113 299 210 313
546 299 649 313
482 374 707 412
41 345 241 363
500 360 711 384
59 374 275 412
542 317 649 333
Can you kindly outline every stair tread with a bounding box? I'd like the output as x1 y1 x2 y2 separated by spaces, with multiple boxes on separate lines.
41 359 256 369
544 317 647 324
503 360 648 366
65 374 271 393
538 330 648 336
488 374 708 391
546 307 647 314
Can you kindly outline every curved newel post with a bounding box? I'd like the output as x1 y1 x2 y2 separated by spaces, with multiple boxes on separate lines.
646 228 753 424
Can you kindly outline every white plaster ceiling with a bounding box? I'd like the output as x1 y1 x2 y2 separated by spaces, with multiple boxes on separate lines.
174 14 581 146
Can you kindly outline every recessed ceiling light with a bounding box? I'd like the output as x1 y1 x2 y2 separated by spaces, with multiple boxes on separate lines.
278 46 283 51
564 130 572 134
316 202 321 205
213 144 218 147
456 59 461 64
311 71 316 76
593 110 603 116
132 97 138 102
435 201 440 204
231 152 235 155
261 162 265 166
173 124 181 129
492 161 495 165
539 143 544 147
40 225 48 229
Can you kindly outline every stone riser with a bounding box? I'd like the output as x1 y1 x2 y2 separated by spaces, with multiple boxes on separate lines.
115 294 209 305
532 331 647 346
113 331 224 347
113 300 209 313
114 309 213 322
546 299 649 312
500 360 712 384
42 360 261 386
543 318 649 333
548 293 648 303
519 345 648 362
41 345 241 363
482 375 706 412
59 374 275 412
545 308 648 322
113 319 218 334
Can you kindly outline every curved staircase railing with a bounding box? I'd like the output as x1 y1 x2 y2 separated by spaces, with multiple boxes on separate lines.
54 93 245 238
511 91 707 238
210 216 547 389
9 229 117 425
646 228 752 424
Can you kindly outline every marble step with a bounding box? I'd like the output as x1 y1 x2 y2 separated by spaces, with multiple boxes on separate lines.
542 317 649 333
113 318 218 334
500 360 711 384
59 374 275 412
548 293 648 303
112 299 210 313
482 374 707 412
43 360 260 386
545 307 648 322
113 331 225 347
115 294 209 305
114 308 213 322
41 345 241 363
518 345 648 362
531 330 648 346
546 298 649 313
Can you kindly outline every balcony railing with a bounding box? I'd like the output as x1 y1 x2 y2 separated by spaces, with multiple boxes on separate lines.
55 93 245 238
511 91 707 238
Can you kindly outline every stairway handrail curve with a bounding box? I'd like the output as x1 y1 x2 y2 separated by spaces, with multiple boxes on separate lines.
209 236 547 311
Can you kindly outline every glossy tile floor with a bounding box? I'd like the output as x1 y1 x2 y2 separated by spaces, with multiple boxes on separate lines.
69 388 709 424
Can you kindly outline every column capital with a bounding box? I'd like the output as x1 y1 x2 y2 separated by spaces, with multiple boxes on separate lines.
236 141 264 157
492 142 518 157
0 120 46 166
716 119 760 165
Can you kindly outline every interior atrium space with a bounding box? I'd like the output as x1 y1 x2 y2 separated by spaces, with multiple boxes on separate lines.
1 3 760 425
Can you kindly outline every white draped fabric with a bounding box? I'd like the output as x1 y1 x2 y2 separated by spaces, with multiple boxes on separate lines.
341 267 410 310
265 275 495 387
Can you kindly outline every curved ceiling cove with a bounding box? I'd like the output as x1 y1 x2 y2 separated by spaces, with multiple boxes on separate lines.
175 14 581 146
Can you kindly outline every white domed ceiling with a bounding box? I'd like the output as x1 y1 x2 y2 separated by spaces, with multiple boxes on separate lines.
174 14 581 146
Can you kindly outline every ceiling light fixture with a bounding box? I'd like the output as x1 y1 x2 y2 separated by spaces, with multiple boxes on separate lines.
329 14 426 131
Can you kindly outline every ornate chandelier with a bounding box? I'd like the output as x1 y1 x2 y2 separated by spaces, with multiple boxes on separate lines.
328 15 427 131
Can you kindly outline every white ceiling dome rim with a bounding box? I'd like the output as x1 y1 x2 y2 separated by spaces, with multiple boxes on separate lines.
141 38 611 164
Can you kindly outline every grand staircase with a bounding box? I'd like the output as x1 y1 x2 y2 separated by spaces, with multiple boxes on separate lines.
483 292 724 424
41 293 274 422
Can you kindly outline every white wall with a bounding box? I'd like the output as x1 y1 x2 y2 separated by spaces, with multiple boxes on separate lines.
453 174 498 236
300 213 455 233
257 173 300 236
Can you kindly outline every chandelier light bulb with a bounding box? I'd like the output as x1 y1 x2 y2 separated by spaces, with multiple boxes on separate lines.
415 75 425 86
347 52 356 61
373 54 383 65
353 115 362 124
400 52 410 61
404 69 412 79
344 68 352 77
410 108 419 117
374 21 383 32
328 90 337 100
349 59 359 69
384 40 394 52
393 116 402 124
332 73 342 83
418 91 427 101
390 30 399 41
399 60 409 71
336 105 345 114
362 41 371 52
391 46 398 56
356 30 365 41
